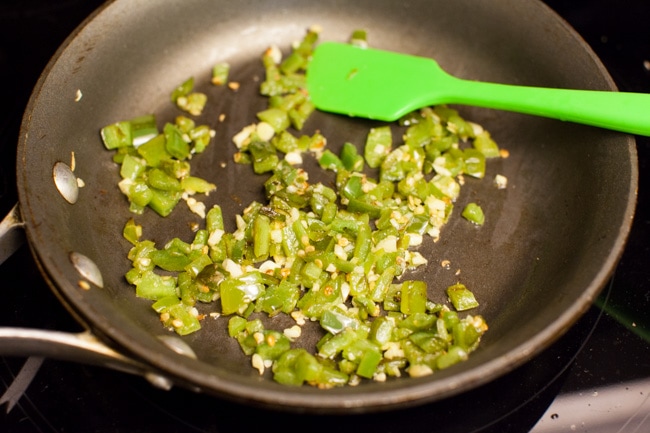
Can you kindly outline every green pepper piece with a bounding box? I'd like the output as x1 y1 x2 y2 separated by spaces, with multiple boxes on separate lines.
253 213 271 259
380 145 424 182
135 270 177 300
356 347 382 379
128 240 156 270
175 115 196 133
349 29 368 46
164 237 192 255
400 280 428 315
463 148 486 179
272 350 305 386
272 130 298 154
289 99 314 130
151 295 181 313
346 198 381 218
340 174 365 200
280 51 307 75
369 266 396 302
150 248 192 272
211 62 230 86
404 115 436 148
164 303 201 335
120 154 146 181
401 340 438 371
206 205 224 232
462 202 485 226
228 316 248 337
184 253 213 279
433 147 465 177
181 176 216 194
436 345 468 370
298 276 343 319
318 149 345 172
220 277 249 316
129 114 159 145
320 308 360 335
257 107 290 133
339 142 364 172
440 310 459 333
171 77 194 103
451 319 482 351
269 93 303 111
473 130 501 158
126 181 153 208
431 174 460 201
398 312 436 331
177 92 207 116
364 125 392 168
254 330 291 362
136 134 169 167
318 327 358 359
147 168 182 191
249 139 280 174
111 146 136 164
273 349 330 387
101 121 132 150
447 113 475 139
160 158 191 180
164 123 190 160
256 279 300 317
369 316 394 347
446 283 479 311
122 218 142 245
309 183 337 217
148 189 182 217
352 223 372 261
409 331 447 354
299 261 323 289
188 125 213 153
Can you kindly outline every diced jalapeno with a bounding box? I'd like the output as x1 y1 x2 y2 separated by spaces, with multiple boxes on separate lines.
462 202 485 226
447 283 480 311
211 62 230 86
109 28 504 388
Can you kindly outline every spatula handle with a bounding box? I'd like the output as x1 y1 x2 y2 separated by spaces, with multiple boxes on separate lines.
446 77 650 136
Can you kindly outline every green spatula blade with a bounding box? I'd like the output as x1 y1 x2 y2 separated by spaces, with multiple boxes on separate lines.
306 42 650 136
306 42 449 121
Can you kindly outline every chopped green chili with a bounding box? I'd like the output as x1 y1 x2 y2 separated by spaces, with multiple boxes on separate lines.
107 27 506 388
462 202 485 226
102 110 216 216
364 126 392 168
211 62 230 86
447 283 480 311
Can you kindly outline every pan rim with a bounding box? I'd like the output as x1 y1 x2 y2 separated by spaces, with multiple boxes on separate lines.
14 0 639 412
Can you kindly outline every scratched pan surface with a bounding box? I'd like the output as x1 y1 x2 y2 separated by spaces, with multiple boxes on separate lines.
16 0 636 412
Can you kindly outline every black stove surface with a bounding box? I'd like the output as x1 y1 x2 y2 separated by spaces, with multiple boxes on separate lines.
1 1 648 432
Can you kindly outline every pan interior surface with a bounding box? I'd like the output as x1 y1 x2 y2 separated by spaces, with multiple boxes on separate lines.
16 0 637 412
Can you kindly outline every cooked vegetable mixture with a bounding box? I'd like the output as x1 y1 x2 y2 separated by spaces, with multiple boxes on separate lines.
101 28 505 387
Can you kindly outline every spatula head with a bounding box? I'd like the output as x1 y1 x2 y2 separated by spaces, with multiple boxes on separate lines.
306 42 444 121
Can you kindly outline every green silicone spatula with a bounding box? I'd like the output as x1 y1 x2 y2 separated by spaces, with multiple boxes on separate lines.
306 42 650 136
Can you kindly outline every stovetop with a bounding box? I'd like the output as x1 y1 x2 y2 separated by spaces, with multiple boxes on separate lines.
1 1 648 432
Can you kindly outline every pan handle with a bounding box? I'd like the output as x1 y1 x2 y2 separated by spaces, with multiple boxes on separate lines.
0 204 26 266
0 204 177 391
0 328 148 375
0 327 175 390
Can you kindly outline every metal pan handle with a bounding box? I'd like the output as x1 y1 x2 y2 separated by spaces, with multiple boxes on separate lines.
0 204 26 266
0 204 174 393
0 327 152 378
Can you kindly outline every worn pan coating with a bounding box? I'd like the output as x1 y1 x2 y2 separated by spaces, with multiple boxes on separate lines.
7 0 637 412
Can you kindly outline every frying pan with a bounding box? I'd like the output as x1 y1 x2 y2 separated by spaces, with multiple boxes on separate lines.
0 0 637 413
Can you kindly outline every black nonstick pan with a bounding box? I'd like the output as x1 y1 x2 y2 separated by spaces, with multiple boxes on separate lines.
0 0 637 413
